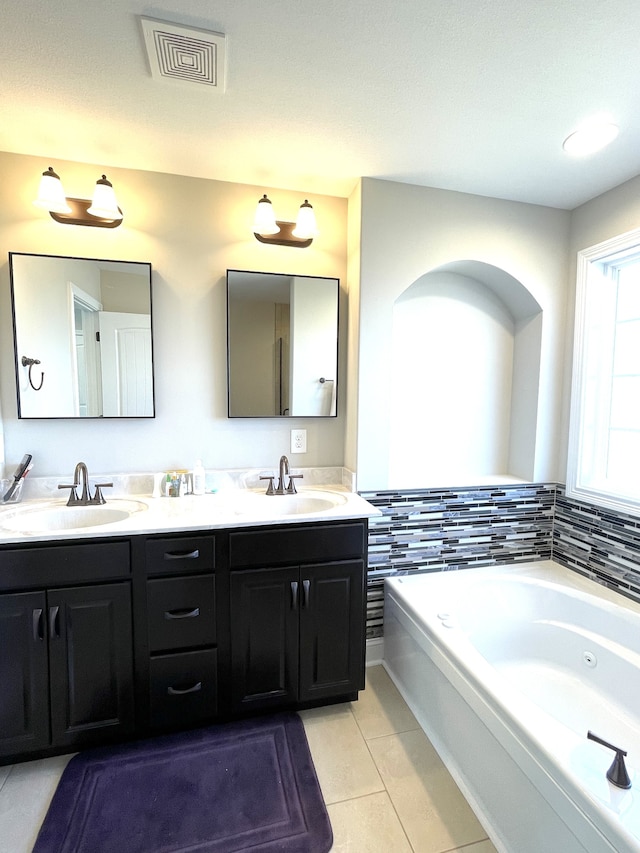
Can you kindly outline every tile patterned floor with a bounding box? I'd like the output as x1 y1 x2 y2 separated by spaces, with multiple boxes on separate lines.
302 665 497 852
0 665 497 853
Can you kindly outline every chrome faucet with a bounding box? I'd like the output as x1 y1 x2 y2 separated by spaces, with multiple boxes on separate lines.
277 454 290 494
259 455 303 495
75 461 90 504
58 462 113 506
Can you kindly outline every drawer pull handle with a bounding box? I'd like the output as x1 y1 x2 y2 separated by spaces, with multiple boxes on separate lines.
291 581 298 610
49 605 60 640
167 681 202 696
302 579 311 608
163 549 200 561
32 608 44 642
164 607 200 620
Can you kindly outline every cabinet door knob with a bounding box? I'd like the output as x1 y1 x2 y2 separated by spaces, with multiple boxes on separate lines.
32 608 44 642
291 581 299 610
49 605 60 640
163 549 200 561
164 607 200 620
302 579 311 608
167 681 202 696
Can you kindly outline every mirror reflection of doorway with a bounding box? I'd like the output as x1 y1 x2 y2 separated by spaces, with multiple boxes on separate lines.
275 302 290 415
226 270 339 418
70 284 154 417
10 253 155 419
71 285 103 417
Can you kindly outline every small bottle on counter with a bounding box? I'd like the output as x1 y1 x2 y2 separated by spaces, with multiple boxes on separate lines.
169 472 181 498
193 460 205 495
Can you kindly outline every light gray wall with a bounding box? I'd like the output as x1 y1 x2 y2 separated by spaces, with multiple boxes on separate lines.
100 270 149 314
3 149 638 489
355 178 571 492
0 151 348 477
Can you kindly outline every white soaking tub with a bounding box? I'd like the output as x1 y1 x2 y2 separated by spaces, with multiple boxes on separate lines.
384 560 640 853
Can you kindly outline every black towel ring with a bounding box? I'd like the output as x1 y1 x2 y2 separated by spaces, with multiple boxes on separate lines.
21 356 44 391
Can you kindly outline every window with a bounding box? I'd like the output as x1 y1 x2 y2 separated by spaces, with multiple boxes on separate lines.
568 228 640 514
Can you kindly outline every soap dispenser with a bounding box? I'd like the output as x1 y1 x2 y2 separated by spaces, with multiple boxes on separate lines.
193 460 205 495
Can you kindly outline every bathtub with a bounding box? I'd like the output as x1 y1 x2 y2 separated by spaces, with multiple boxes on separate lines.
383 560 640 853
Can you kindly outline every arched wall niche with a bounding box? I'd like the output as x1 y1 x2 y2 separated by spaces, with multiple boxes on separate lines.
389 260 542 489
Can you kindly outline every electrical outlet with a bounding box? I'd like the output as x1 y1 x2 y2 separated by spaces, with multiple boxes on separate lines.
290 429 307 454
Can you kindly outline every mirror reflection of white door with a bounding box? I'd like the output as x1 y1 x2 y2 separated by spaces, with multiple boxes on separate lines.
99 312 153 416
70 283 103 417
289 277 338 416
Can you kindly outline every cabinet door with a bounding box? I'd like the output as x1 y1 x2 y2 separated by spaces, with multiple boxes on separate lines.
299 561 365 703
0 591 49 758
230 567 299 713
48 583 135 749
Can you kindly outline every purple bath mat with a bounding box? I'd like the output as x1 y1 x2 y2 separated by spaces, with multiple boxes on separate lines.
33 713 332 853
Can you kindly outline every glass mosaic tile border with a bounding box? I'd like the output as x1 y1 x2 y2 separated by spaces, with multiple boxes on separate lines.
553 486 640 603
361 483 640 639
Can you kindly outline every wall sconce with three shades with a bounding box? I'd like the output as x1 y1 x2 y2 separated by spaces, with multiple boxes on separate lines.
34 166 124 228
253 194 318 247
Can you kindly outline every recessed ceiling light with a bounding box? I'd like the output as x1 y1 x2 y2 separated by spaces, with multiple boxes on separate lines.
562 120 619 157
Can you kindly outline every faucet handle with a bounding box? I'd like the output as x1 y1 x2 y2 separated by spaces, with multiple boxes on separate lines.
587 730 632 789
58 483 79 506
259 475 276 495
286 474 303 494
91 482 113 505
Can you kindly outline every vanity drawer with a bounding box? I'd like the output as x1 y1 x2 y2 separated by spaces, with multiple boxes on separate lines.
147 574 216 652
145 535 214 576
0 541 131 590
149 648 217 729
229 522 366 569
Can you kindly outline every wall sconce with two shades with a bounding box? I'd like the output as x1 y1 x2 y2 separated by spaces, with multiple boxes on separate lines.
253 194 318 247
34 166 124 228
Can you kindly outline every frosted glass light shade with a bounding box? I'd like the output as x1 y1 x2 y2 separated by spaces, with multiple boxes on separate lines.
292 200 317 239
87 175 122 220
33 167 71 214
253 194 279 235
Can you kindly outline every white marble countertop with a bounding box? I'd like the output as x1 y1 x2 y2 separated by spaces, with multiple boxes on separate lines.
0 485 381 545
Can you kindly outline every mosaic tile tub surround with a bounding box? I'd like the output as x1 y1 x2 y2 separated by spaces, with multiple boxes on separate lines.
361 483 640 639
553 486 640 600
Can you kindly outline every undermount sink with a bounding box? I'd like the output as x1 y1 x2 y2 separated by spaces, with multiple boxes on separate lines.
233 489 347 516
0 499 147 533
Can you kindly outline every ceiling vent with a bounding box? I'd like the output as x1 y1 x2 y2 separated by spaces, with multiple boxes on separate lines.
140 17 226 91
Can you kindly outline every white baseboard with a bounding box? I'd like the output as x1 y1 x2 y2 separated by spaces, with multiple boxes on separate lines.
366 637 384 667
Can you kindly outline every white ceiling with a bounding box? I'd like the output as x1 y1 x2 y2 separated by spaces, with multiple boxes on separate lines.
3 0 640 209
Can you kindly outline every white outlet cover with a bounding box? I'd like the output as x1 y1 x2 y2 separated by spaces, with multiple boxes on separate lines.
291 429 307 453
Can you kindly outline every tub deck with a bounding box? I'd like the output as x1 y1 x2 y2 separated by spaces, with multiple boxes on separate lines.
384 560 640 853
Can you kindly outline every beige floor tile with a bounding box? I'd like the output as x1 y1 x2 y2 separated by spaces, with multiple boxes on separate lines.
327 791 413 852
0 754 72 853
455 840 499 853
300 704 384 804
351 665 419 740
368 728 488 853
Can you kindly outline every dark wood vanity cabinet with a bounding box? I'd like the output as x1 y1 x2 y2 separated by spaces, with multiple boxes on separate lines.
228 522 366 714
142 534 218 731
0 542 134 762
0 517 368 764
230 560 365 713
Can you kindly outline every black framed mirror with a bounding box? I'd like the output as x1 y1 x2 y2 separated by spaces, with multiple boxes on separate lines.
9 252 155 418
227 270 339 418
